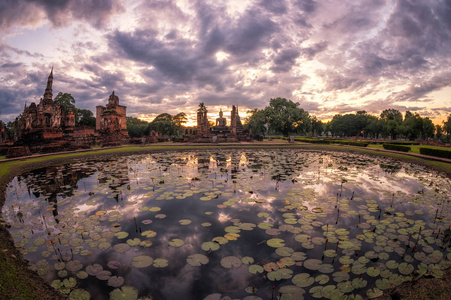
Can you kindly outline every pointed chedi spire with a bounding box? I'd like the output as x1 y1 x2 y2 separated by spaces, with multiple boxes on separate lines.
43 67 53 102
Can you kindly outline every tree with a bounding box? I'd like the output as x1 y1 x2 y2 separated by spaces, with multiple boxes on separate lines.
443 114 451 141
421 117 434 139
435 124 443 140
310 116 324 136
245 109 267 136
54 92 76 113
380 109 402 139
77 109 96 127
147 113 183 137
126 117 149 138
172 112 187 127
264 97 311 136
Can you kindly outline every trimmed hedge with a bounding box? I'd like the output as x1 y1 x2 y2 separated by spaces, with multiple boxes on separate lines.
387 141 420 145
419 147 451 159
382 143 411 152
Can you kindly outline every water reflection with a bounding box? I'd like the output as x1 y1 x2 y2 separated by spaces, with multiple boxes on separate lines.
3 149 451 300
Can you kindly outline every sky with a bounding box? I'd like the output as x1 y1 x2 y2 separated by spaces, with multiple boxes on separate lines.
0 0 450 126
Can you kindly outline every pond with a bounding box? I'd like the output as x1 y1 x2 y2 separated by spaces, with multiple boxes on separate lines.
3 149 451 300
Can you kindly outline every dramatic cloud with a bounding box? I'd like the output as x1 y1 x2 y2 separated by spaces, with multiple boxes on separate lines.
0 0 450 124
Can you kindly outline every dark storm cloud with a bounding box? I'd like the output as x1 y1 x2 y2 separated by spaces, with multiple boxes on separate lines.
0 0 124 31
258 0 287 14
302 41 328 60
295 0 318 13
270 49 300 73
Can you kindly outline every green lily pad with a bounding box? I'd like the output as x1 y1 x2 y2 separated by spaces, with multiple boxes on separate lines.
108 276 125 288
275 247 294 257
201 241 220 251
109 286 138 300
168 238 184 247
248 264 264 274
113 243 131 253
303 259 322 270
131 255 153 268
187 254 209 267
69 288 90 300
267 238 285 248
398 262 414 275
292 273 314 287
153 258 168 268
220 256 242 269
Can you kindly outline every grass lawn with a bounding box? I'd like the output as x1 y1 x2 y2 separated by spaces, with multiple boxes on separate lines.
368 143 450 154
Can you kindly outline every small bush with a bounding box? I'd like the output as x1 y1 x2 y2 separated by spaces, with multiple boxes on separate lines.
387 141 420 145
419 147 451 159
382 143 411 152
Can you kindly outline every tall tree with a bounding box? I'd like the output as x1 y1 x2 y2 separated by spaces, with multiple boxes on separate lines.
245 109 267 136
443 114 451 141
54 92 76 112
380 109 402 139
77 109 96 127
264 97 311 136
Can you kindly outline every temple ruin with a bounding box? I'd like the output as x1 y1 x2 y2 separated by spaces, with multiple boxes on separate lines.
96 91 129 145
191 104 252 142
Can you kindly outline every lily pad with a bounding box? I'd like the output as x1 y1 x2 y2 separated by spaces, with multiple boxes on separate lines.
131 255 153 268
267 238 285 248
109 286 138 300
187 254 209 267
220 256 242 269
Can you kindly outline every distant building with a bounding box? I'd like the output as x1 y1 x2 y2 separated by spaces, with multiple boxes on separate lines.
19 68 75 143
96 91 128 145
192 104 252 142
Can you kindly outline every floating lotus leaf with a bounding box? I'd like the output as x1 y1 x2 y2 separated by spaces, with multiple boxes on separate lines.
141 219 153 225
109 286 139 300
203 294 221 300
86 264 103 276
57 270 67 278
34 238 46 246
66 260 83 272
267 238 285 248
315 274 329 284
76 271 88 279
141 230 157 238
337 280 354 293
113 243 131 253
248 264 264 274
224 233 240 240
318 264 334 273
107 261 121 269
179 219 191 225
323 250 337 258
339 256 354 265
220 256 242 269
309 286 323 298
212 237 228 244
292 273 314 287
54 262 65 271
225 226 240 233
63 277 77 288
237 223 256 230
351 264 366 275
366 288 383 298
257 212 269 218
96 270 112 280
201 222 212 227
375 278 390 290
149 207 161 212
333 271 350 283
241 256 254 264
265 228 281 236
131 255 153 268
275 247 294 257
108 276 125 288
303 259 322 270
168 238 184 247
126 238 140 246
69 288 90 300
201 241 220 251
155 214 166 219
352 278 367 289
153 258 168 268
277 257 296 268
139 240 153 247
367 267 380 277
115 232 129 239
398 262 414 275
187 254 209 267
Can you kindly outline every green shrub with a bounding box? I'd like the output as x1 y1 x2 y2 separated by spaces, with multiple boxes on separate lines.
419 147 451 159
387 141 420 145
294 138 331 144
382 143 411 152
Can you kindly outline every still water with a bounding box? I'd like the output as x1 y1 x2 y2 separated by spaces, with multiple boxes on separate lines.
3 149 451 300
